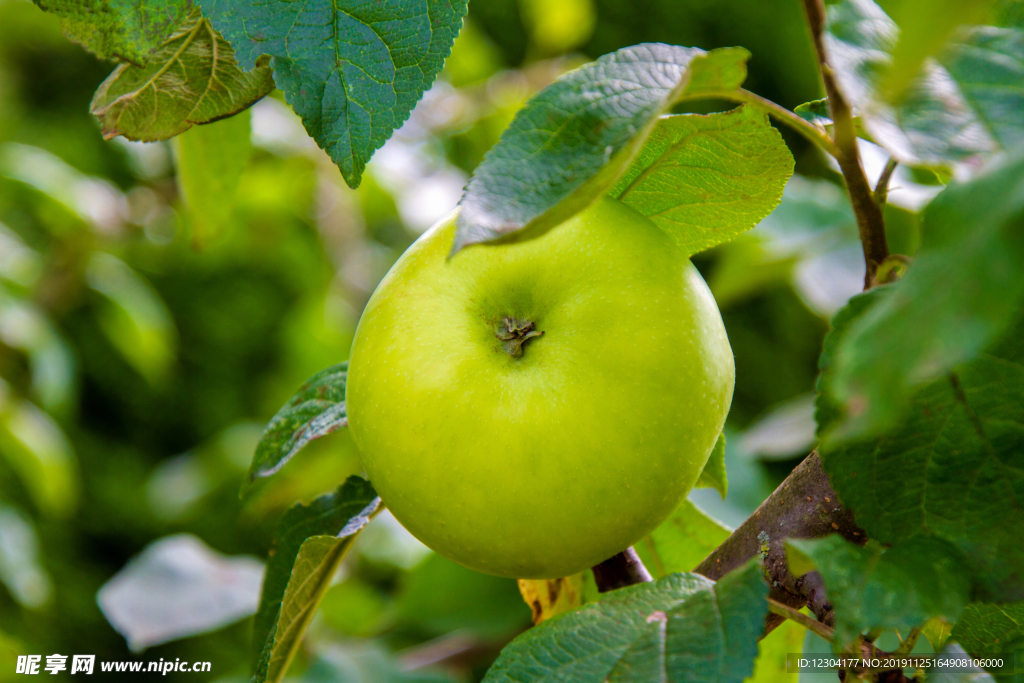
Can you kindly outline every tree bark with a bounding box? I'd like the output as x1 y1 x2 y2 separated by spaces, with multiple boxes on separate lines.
692 452 864 631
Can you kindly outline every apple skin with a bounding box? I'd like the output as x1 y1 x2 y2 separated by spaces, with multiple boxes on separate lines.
346 196 734 578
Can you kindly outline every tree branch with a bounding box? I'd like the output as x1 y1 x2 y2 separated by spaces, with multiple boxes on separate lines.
592 546 653 592
693 452 864 633
801 0 889 287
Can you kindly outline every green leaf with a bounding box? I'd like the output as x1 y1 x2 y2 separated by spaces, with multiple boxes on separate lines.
695 433 728 498
453 45 753 253
822 154 1024 441
198 0 468 188
612 106 793 257
246 362 348 489
745 618 805 683
90 11 274 142
795 98 831 127
395 554 530 639
786 536 971 645
174 110 252 246
636 499 731 578
86 253 177 385
482 561 766 683
301 644 458 683
252 476 379 672
879 0 997 101
32 0 191 64
951 602 1024 683
922 616 954 651
264 536 348 682
817 289 1024 601
825 0 1024 169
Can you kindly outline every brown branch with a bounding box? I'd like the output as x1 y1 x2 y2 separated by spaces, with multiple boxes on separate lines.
592 547 653 592
693 452 864 633
801 0 889 287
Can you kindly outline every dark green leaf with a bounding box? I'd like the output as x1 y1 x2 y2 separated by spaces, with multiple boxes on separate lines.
786 536 971 645
89 11 273 142
252 476 379 671
32 0 191 64
174 110 252 246
817 288 1024 601
695 433 728 498
951 602 1024 683
246 362 348 488
453 45 753 253
635 499 731 578
825 0 1024 169
612 106 793 257
823 154 1024 441
198 0 468 188
482 561 766 683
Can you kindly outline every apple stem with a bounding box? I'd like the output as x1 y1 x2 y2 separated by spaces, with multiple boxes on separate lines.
495 316 544 358
591 547 653 592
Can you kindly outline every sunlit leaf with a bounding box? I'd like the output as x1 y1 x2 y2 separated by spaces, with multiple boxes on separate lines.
613 106 793 257
32 0 191 64
252 476 379 672
744 618 805 683
636 499 730 578
787 535 970 645
199 0 468 188
90 11 274 142
695 433 728 498
454 45 753 252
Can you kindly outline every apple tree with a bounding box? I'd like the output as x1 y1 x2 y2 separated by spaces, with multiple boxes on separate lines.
25 0 1024 681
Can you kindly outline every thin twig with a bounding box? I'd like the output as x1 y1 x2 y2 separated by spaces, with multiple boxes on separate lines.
893 627 922 655
874 157 899 211
801 0 889 287
767 598 836 642
687 88 841 158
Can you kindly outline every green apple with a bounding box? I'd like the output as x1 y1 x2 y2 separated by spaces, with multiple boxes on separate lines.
347 196 734 579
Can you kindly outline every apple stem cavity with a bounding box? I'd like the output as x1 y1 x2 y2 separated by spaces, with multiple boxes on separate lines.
495 316 544 358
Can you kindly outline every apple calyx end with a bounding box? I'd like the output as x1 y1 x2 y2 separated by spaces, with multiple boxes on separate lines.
495 316 544 358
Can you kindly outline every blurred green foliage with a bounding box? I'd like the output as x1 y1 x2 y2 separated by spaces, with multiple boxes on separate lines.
0 0 929 680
